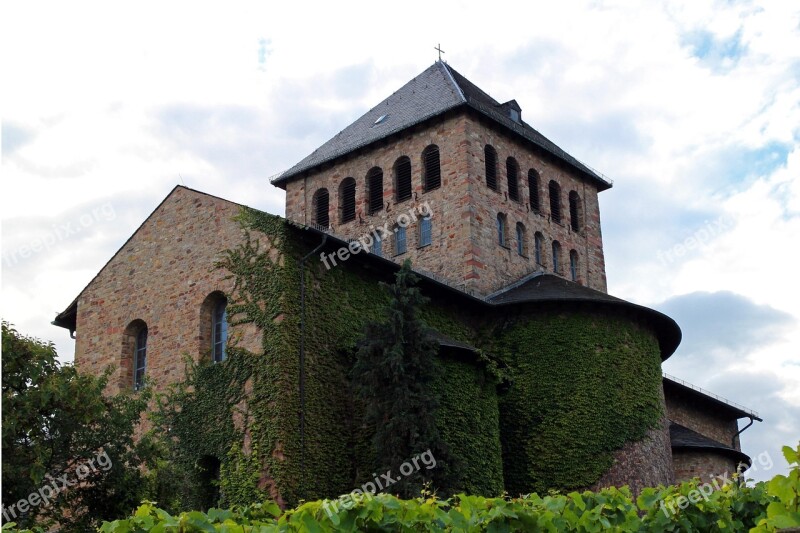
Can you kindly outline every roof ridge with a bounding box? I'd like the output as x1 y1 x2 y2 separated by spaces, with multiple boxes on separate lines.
438 61 466 103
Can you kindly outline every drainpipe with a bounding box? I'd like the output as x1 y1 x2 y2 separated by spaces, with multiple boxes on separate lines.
733 415 756 486
298 233 327 494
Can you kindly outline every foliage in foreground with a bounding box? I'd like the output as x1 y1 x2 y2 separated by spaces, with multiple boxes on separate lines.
4 443 799 532
1 321 154 531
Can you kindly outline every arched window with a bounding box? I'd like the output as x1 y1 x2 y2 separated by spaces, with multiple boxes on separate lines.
367 167 384 215
534 232 544 265
419 215 432 247
395 225 407 255
497 213 508 246
394 156 412 202
552 241 561 273
485 145 498 190
201 292 228 363
569 191 582 232
515 222 526 256
123 319 148 390
339 178 356 223
312 188 329 228
549 181 562 223
569 250 579 282
372 232 383 257
422 145 441 191
528 169 541 212
507 157 520 201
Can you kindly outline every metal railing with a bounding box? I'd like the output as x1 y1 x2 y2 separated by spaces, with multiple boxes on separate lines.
663 372 759 419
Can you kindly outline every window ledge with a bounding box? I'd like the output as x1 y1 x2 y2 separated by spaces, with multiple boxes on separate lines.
417 243 432 249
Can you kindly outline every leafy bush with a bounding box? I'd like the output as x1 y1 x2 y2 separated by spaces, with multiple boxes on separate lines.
4 443 798 532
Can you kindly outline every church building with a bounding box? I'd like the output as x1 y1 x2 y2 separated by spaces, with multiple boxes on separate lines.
53 61 759 506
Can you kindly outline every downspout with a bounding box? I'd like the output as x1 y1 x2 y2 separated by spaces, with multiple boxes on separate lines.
733 415 756 485
298 233 327 494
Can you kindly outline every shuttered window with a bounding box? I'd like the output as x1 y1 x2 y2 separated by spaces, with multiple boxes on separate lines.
549 181 562 223
569 191 581 231
423 145 441 191
367 167 384 214
339 178 356 223
394 157 412 202
507 157 519 201
313 188 329 228
485 145 498 190
528 169 541 212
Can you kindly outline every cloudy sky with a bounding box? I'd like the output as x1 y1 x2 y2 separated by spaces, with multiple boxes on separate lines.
3 0 798 482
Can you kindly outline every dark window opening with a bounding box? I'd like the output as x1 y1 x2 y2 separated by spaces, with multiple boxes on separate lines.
339 178 356 223
423 145 441 191
534 232 544 265
197 455 221 512
569 191 581 232
485 145 498 190
394 157 412 202
552 241 561 273
367 168 384 214
516 222 526 256
507 157 519 201
549 181 562 223
528 169 541 212
313 188 329 228
497 213 507 247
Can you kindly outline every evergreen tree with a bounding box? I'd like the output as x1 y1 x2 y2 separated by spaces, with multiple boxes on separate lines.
352 260 449 498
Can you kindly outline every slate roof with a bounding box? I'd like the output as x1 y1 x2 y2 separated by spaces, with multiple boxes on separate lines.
272 62 612 191
669 421 752 466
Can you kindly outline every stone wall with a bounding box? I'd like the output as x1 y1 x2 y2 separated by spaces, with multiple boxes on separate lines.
73 186 262 394
282 110 608 296
664 383 742 450
672 450 741 484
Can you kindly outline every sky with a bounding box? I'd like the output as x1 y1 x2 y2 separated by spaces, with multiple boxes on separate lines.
2 0 798 483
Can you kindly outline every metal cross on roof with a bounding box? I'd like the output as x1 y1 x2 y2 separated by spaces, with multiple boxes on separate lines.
435 43 445 61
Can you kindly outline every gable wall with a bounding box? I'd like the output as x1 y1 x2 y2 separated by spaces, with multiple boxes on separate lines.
73 187 262 394
664 385 742 449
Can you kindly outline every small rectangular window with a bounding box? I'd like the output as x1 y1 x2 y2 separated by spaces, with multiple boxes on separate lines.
396 226 407 255
419 217 432 247
372 233 383 257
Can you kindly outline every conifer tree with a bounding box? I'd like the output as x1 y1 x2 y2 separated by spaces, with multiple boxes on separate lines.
352 260 449 498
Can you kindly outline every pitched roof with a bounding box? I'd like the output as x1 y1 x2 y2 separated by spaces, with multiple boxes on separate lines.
663 374 762 421
669 421 751 466
272 62 612 190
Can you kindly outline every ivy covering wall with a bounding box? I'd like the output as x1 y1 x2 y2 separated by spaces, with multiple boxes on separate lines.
489 310 665 496
160 207 505 508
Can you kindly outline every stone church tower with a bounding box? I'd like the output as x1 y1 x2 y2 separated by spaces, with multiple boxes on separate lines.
274 61 609 296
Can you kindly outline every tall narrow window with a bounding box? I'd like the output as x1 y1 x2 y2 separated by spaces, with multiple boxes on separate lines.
338 178 356 223
312 188 329 228
134 327 147 391
419 216 432 247
395 226 407 255
569 250 579 282
534 232 544 265
367 167 384 214
394 156 412 202
552 241 561 273
549 181 562 223
485 145 498 190
497 213 508 246
516 222 526 256
569 191 582 232
507 157 520 201
212 300 227 362
528 169 541 212
372 232 383 257
422 145 441 191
